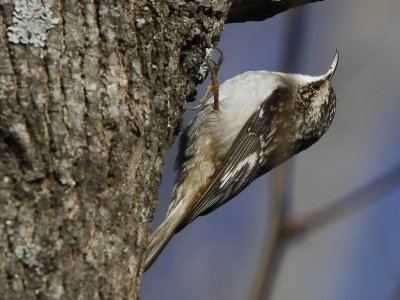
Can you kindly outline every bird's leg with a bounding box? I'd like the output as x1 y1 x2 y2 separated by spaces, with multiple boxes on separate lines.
188 48 224 111
210 47 224 112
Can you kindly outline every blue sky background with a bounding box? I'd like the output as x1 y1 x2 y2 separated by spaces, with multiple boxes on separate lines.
141 1 400 299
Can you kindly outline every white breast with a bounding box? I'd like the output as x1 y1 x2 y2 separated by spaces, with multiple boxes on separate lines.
207 71 288 151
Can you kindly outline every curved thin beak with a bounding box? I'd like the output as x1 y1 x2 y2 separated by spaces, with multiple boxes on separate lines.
323 50 339 80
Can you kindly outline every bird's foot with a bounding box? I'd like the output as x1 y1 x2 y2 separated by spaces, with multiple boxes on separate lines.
187 47 224 111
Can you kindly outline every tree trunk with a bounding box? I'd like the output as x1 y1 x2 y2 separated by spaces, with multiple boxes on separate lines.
0 0 228 298
0 0 320 299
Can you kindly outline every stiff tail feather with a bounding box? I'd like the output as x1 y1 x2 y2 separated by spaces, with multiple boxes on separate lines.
143 208 186 271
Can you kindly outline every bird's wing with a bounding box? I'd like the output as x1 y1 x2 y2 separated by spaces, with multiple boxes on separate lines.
183 86 294 225
175 105 214 172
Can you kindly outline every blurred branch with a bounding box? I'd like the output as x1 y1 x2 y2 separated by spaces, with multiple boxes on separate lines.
252 161 400 299
227 0 322 23
282 165 400 237
251 163 400 300
249 165 288 300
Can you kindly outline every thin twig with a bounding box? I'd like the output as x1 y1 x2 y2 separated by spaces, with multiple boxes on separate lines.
282 165 400 237
252 163 400 300
249 165 288 300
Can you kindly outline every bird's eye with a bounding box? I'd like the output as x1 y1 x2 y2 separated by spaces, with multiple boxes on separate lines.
311 83 321 92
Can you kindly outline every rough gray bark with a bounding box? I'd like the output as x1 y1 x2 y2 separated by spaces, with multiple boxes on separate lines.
0 0 228 299
0 0 322 299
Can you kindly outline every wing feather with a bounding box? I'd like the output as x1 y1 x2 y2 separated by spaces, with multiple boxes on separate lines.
183 86 294 225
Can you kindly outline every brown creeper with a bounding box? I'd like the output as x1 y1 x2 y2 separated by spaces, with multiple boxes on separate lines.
144 51 339 271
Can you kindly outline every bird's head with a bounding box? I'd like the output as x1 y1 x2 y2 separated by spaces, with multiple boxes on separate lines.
291 51 339 151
